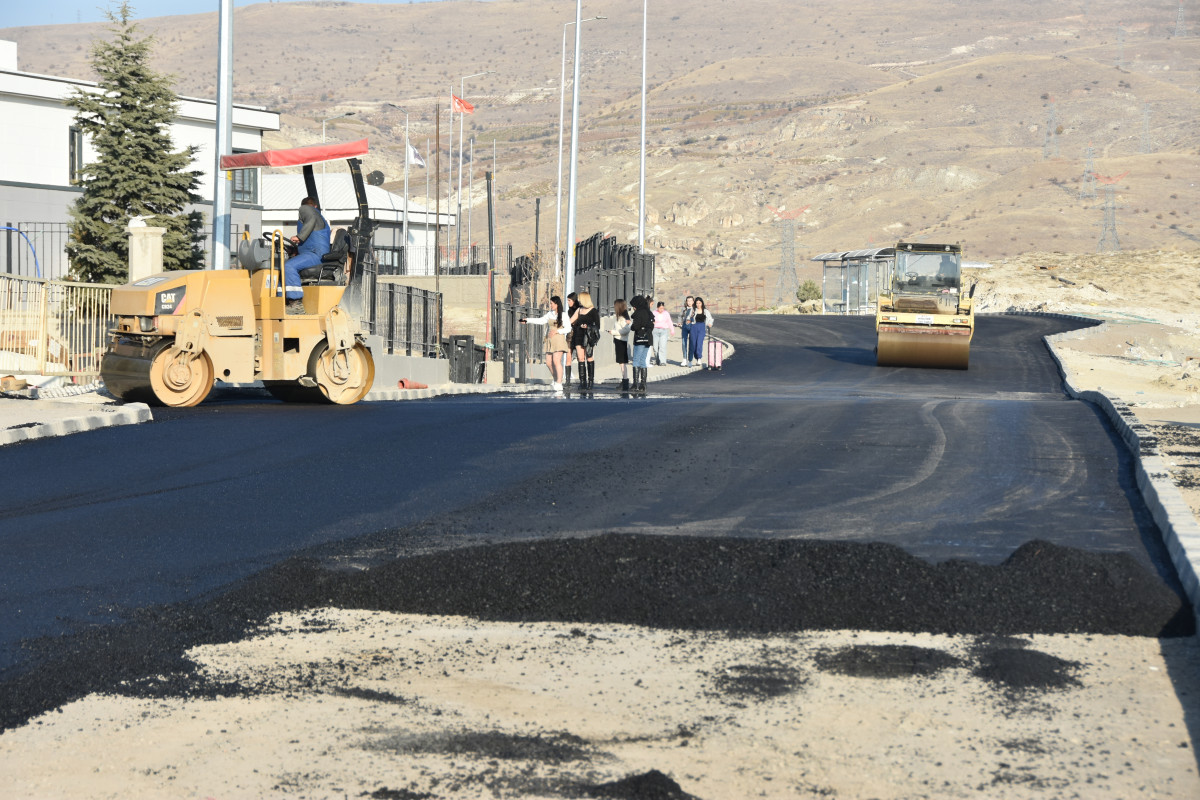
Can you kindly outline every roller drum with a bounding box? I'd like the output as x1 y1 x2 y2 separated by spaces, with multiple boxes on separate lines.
876 325 970 369
100 338 166 403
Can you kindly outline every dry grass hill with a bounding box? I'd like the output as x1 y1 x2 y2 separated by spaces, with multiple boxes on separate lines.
4 0 1198 305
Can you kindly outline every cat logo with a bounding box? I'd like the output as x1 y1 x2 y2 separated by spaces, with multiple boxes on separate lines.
154 289 186 315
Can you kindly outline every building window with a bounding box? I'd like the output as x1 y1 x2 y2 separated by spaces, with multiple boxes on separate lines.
230 150 258 204
68 126 83 185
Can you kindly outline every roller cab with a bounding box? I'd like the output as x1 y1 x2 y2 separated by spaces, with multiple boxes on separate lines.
875 242 973 369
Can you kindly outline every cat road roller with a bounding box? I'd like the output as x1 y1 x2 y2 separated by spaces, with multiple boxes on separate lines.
875 242 974 369
101 139 377 406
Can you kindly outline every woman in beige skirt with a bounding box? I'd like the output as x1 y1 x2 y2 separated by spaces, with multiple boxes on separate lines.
521 295 571 392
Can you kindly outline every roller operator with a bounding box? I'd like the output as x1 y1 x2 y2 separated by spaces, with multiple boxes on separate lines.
285 196 331 314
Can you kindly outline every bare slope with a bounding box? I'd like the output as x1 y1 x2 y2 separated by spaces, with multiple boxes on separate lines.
3 0 1197 301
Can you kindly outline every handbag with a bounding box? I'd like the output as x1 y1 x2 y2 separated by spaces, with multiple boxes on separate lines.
587 324 601 347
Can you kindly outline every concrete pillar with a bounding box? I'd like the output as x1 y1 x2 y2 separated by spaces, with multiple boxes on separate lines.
128 226 166 282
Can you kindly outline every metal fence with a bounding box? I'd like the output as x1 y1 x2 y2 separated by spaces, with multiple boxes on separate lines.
379 244 514 277
572 232 656 311
374 281 443 359
2 223 72 281
492 300 545 362
0 274 113 379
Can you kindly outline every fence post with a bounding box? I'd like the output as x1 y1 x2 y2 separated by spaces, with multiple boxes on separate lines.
37 279 50 374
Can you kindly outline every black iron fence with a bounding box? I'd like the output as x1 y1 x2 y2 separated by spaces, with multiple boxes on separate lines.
375 281 443 358
2 222 71 281
492 300 545 363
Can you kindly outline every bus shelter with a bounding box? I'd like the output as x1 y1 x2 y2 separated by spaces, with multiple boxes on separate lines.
811 247 895 314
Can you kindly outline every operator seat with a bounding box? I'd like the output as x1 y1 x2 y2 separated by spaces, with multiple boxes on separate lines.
299 228 349 286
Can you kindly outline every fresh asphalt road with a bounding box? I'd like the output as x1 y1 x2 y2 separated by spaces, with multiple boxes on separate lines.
0 313 1175 671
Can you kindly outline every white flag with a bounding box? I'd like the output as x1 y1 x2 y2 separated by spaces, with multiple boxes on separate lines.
407 143 426 168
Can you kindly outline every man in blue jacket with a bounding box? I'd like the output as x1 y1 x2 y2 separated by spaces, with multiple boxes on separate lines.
284 196 331 314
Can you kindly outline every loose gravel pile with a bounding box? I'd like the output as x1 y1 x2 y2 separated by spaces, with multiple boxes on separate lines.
0 533 1191 732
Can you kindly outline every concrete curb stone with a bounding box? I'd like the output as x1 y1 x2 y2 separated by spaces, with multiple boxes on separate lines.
1034 310 1200 619
0 398 152 447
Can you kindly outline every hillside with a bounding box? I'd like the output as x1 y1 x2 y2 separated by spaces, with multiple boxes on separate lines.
3 0 1198 303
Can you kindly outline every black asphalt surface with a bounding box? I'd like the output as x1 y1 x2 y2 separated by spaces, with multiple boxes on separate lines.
0 313 1192 729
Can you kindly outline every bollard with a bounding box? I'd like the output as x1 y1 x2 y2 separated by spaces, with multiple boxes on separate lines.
501 338 527 384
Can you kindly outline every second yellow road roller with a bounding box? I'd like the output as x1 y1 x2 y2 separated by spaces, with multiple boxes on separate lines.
875 242 973 369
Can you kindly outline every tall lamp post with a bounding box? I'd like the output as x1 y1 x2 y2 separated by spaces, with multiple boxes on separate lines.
320 111 355 196
638 0 648 254
555 14 606 281
211 0 233 269
456 70 494 269
564 0 584 299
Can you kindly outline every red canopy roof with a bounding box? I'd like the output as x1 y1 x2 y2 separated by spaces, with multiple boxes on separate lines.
219 138 369 170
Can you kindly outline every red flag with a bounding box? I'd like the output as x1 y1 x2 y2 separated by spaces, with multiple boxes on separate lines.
451 94 475 114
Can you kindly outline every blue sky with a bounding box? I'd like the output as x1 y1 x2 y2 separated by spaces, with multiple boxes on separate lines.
2 1 453 29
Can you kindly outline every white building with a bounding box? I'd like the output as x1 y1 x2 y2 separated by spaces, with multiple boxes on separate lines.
0 39 279 279
261 173 452 277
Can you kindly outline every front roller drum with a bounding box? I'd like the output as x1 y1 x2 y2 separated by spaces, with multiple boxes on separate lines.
876 325 971 370
101 338 214 407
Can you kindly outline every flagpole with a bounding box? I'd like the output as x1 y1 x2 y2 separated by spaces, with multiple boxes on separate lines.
403 111 410 268
468 135 475 266
425 136 431 275
435 103 441 298
456 72 493 272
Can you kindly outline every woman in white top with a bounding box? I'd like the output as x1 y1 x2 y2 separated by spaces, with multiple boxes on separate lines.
520 295 572 391
611 298 633 391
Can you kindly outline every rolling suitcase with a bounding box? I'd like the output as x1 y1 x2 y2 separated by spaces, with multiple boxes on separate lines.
706 338 723 370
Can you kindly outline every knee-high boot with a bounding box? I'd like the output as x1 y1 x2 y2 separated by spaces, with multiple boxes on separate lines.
565 365 572 387
586 361 595 389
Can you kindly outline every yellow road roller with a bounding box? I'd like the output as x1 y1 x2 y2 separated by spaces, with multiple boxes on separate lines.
875 242 973 369
101 140 376 406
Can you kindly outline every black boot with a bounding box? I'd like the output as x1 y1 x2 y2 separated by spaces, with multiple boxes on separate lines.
620 377 630 391
586 361 595 389
565 365 572 387
635 368 646 393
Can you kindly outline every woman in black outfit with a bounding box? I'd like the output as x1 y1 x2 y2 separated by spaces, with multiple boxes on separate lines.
570 291 600 389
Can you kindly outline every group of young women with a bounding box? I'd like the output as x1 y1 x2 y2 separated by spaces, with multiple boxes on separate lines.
521 291 714 394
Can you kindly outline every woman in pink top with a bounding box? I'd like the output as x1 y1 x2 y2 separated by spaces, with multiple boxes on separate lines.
651 301 672 367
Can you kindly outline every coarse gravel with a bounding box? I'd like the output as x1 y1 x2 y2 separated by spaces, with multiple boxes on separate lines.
1 532 1190 733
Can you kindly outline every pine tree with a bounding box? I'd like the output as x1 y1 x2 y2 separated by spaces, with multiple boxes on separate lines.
65 2 204 284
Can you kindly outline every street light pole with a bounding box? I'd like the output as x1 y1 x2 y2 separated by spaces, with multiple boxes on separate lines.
456 70 494 270
639 0 648 254
555 14 605 282
320 111 355 197
564 0 583 299
211 0 233 269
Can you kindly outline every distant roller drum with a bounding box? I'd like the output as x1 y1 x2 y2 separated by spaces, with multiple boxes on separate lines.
876 325 971 369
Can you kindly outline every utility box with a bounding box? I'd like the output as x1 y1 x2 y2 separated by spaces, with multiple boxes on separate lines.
445 335 484 383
